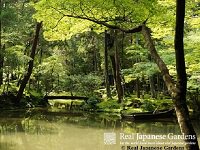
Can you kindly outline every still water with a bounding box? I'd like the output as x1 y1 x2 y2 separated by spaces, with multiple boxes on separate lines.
0 109 199 150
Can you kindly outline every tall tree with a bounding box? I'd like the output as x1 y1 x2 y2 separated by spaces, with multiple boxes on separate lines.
0 44 5 86
104 30 111 98
141 22 199 150
16 22 42 104
141 1 200 149
174 0 199 149
0 0 3 86
114 30 124 103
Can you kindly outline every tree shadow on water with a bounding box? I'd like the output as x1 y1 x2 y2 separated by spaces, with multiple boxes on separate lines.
0 142 16 150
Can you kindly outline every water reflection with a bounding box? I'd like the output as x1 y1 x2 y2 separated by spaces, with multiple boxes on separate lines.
0 109 199 150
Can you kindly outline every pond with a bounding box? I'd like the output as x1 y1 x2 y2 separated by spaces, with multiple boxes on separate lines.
0 109 199 150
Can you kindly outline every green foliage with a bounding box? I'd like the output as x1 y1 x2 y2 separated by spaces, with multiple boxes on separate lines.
186 1 200 29
185 30 200 90
188 75 200 90
0 0 37 96
63 31 102 75
34 55 65 93
97 99 121 110
82 96 100 110
33 0 158 41
123 62 159 83
1 3 18 28
141 100 156 111
5 45 29 69
125 44 148 61
123 97 173 114
62 74 102 97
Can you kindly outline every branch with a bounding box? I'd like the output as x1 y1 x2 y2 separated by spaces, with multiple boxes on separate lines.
53 16 65 29
50 6 142 33
66 14 143 33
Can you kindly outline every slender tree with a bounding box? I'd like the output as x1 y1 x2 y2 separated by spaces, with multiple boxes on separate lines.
0 0 3 86
0 45 4 86
114 30 124 103
16 22 42 104
104 30 111 98
174 0 199 149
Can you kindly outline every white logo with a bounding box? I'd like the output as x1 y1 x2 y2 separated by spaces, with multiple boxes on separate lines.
104 132 116 145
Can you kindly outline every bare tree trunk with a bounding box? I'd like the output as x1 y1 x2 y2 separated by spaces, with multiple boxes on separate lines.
6 69 9 92
0 2 4 86
121 32 125 68
104 30 111 98
110 55 116 81
16 22 42 104
149 75 157 98
114 30 124 103
0 44 5 86
174 0 199 149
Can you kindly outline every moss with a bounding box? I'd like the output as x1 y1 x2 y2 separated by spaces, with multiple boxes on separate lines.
121 95 173 114
97 99 121 110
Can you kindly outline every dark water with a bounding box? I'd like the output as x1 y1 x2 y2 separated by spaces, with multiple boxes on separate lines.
0 109 199 150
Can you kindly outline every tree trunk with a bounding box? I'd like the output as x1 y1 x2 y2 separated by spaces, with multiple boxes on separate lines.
194 89 200 112
174 0 199 149
136 77 140 98
0 44 5 86
16 22 42 104
114 30 124 103
121 32 125 69
110 55 116 81
149 75 157 98
157 74 161 92
104 30 111 98
141 23 199 149
6 70 9 92
36 48 43 92
0 1 4 86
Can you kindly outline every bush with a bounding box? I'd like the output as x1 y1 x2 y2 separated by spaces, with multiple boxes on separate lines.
82 96 100 110
141 100 156 111
97 99 121 110
62 74 102 97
